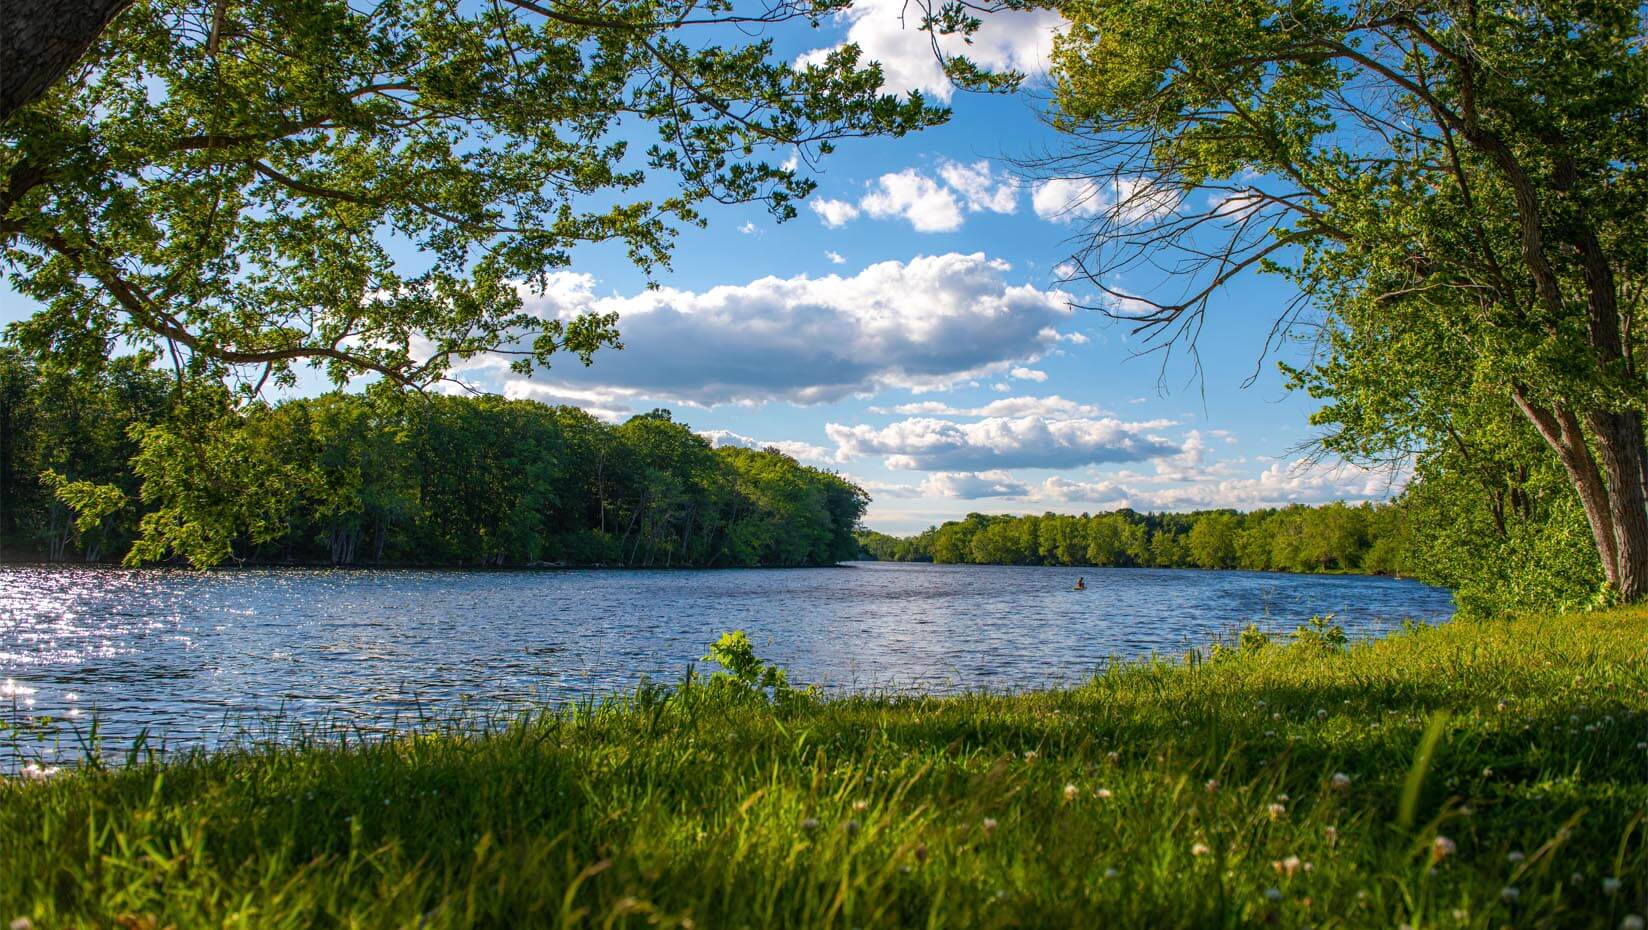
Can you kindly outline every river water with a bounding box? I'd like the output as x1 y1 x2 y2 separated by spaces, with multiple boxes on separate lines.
0 562 1452 762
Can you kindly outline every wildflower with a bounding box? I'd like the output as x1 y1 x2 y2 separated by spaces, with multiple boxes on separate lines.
1023 750 1038 762
19 763 58 781
1264 730 1277 738
1317 709 1328 720
1496 701 1507 712
1191 842 1211 857
1604 878 1622 895
1264 887 1283 902
1452 909 1469 922
1500 886 1520 904
1106 751 1120 764
1481 767 1494 778
1637 741 1647 751
852 799 868 812
1095 788 1113 799
1432 835 1457 861
1205 778 1219 793
981 817 997 835
1267 803 1287 821
1273 855 1302 877
1620 916 1644 930
1104 867 1119 878
1330 772 1351 791
1276 793 1290 802
1323 826 1339 842
800 817 820 833
1506 851 1525 864
1063 783 1079 802
1571 872 1586 887
11 919 36 930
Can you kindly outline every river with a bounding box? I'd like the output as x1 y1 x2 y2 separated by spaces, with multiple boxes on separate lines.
0 562 1452 763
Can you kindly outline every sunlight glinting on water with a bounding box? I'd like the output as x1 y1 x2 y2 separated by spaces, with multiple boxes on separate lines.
1 563 1454 764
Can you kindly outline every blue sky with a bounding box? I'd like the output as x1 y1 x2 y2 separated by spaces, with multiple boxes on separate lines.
1 1 1403 534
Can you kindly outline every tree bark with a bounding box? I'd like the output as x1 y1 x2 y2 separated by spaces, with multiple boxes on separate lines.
1586 409 1648 601
1 0 133 121
1513 390 1621 589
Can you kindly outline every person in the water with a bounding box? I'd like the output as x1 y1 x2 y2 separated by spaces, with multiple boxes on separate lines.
1074 577 1086 590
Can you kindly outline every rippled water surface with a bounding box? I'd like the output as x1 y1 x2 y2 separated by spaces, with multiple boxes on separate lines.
1 563 1452 758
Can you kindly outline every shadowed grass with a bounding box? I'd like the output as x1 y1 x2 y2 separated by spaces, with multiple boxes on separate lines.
2 606 1646 928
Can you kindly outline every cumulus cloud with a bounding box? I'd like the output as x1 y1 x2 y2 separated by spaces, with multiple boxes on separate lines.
699 429 834 464
859 169 964 232
1032 176 1178 225
485 253 1075 406
869 395 1105 418
824 250 847 265
827 415 1179 470
817 162 1018 232
796 0 1064 102
1009 366 1048 382
1013 458 1403 511
939 160 1019 213
810 198 861 227
921 470 1030 499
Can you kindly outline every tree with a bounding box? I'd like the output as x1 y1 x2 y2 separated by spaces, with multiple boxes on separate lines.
1044 0 1648 599
1187 511 1237 569
2 0 944 392
1 0 133 121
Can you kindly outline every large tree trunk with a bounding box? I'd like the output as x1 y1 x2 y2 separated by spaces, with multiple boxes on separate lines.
1587 409 1648 600
1 0 133 121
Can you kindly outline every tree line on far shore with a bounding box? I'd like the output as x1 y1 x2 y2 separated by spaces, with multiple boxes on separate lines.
856 504 1407 575
0 353 864 569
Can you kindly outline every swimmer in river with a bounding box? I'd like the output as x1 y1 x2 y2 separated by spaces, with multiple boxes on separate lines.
1074 577 1086 590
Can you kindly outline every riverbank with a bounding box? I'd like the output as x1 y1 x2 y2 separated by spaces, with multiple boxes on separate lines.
4 607 1645 929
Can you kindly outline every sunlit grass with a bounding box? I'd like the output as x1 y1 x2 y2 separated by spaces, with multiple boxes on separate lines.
3 607 1646 928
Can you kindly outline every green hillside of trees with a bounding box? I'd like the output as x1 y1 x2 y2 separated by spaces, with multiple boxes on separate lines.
857 504 1407 575
1 353 864 568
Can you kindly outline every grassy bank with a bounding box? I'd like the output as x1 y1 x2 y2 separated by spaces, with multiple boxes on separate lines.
3 610 1646 929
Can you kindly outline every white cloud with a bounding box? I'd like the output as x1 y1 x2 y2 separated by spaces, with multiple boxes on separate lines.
699 429 834 464
869 395 1105 418
1014 458 1403 511
738 221 761 235
1009 366 1048 382
796 0 1065 102
921 470 1029 499
1032 176 1177 225
487 254 1073 406
939 160 1019 213
810 198 861 227
825 250 847 265
1032 178 1106 223
827 415 1180 470
860 169 963 232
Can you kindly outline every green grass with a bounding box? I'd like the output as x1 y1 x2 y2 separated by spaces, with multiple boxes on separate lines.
3 608 1647 929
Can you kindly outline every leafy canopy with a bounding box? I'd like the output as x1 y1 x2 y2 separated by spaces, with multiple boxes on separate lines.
0 0 946 391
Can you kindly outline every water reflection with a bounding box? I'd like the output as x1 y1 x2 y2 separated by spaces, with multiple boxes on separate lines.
1 562 1453 762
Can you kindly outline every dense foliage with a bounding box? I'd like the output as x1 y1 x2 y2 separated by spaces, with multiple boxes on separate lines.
0 0 943 391
0 353 865 567
858 503 1409 574
1043 0 1648 600
5 606 1646 927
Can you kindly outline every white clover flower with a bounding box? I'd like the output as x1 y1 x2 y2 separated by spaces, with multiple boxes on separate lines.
1507 851 1525 864
1191 842 1211 857
1267 803 1287 821
1500 886 1520 903
981 817 998 835
1063 783 1079 802
1205 779 1219 793
1323 826 1339 842
1104 867 1118 879
1330 772 1351 791
1604 878 1622 895
1432 835 1457 860
800 817 820 832
1264 887 1283 902
1095 788 1113 799
852 799 868 812
1620 915 1644 930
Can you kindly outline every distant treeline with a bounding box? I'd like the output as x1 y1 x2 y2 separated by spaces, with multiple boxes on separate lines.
857 504 1409 575
1 353 864 568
